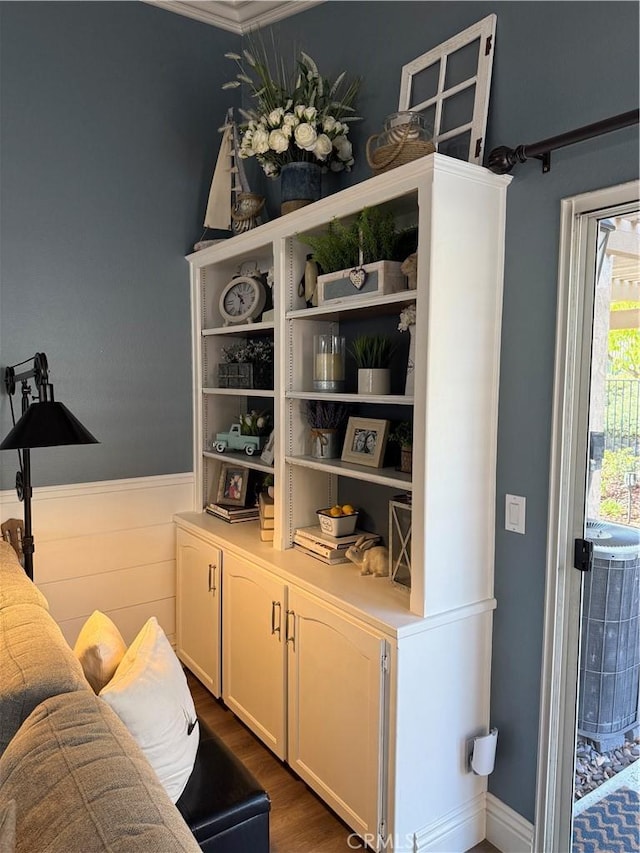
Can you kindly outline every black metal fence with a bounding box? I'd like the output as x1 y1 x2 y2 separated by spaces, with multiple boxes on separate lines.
606 379 640 454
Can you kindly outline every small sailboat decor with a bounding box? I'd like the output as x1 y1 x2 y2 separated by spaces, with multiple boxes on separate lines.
194 109 265 251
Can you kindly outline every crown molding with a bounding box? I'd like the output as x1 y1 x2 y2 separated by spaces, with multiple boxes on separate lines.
142 1 324 34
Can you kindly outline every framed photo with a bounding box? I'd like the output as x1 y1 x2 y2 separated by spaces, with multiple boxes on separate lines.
341 417 390 468
216 463 250 507
260 430 275 465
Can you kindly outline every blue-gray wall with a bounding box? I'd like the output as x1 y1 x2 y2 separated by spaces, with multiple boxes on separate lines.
0 1 238 484
1 0 638 827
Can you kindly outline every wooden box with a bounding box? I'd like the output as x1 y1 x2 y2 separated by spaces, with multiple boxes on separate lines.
316 261 407 306
217 363 273 390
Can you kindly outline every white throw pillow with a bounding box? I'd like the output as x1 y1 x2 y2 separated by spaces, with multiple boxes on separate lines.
73 610 127 693
99 617 199 803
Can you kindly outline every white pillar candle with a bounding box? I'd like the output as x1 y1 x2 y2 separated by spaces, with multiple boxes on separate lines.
315 353 344 381
313 334 345 391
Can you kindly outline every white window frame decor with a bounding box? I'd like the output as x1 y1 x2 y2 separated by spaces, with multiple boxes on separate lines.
398 14 497 165
389 497 412 589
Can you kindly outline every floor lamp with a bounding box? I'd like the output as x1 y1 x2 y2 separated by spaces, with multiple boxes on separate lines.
0 352 98 580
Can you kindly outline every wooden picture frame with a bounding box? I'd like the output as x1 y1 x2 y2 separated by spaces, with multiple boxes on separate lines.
216 463 250 506
341 417 389 468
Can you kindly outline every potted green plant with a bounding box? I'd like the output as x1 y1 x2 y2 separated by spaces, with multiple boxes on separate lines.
300 207 408 305
305 400 350 459
348 335 396 395
389 420 413 473
218 339 274 390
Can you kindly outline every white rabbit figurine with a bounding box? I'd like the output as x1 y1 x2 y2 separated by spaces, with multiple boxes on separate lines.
345 535 389 577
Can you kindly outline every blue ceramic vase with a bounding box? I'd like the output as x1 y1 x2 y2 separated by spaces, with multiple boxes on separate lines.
280 162 321 215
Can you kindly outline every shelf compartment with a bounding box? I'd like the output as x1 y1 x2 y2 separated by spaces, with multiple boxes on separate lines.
286 454 412 491
198 250 274 331
202 395 275 467
202 329 275 392
286 290 418 322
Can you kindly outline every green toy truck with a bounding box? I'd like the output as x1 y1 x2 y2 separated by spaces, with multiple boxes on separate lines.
214 423 265 456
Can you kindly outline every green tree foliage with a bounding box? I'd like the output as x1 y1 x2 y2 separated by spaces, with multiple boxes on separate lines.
608 301 640 378
598 447 639 524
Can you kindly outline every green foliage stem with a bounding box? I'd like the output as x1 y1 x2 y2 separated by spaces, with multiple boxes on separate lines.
300 206 400 274
348 334 396 369
389 420 413 448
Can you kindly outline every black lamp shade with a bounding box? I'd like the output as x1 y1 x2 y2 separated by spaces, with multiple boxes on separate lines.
0 401 98 450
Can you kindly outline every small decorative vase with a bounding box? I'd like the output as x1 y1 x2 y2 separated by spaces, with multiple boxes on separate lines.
310 428 341 459
399 446 412 474
280 162 321 215
358 368 390 395
231 192 265 234
405 325 416 395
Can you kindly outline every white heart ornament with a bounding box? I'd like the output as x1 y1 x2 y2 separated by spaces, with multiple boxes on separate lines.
349 267 367 290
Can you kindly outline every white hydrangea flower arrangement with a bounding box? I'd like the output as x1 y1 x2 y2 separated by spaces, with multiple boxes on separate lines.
223 41 361 178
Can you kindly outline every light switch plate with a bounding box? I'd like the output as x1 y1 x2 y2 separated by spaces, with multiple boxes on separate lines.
505 494 526 534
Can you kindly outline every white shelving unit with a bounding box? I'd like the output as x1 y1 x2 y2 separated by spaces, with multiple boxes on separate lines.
175 155 510 851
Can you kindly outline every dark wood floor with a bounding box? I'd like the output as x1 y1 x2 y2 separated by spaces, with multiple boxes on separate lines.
187 670 498 853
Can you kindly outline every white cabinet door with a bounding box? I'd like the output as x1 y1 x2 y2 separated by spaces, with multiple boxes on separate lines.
287 587 387 843
176 528 221 697
222 551 287 759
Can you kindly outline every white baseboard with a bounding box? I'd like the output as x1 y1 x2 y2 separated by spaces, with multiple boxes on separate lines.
414 794 486 852
486 793 534 853
411 793 533 853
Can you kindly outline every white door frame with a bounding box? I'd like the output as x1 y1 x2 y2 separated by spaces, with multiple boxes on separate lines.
535 179 640 853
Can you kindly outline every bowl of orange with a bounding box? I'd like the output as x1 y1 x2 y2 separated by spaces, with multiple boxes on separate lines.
316 504 358 536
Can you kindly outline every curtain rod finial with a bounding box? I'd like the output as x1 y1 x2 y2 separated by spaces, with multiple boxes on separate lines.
487 145 527 174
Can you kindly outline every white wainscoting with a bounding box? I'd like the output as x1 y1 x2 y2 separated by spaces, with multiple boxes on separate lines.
0 473 194 646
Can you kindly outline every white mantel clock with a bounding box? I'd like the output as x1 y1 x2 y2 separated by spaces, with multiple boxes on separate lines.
219 274 267 326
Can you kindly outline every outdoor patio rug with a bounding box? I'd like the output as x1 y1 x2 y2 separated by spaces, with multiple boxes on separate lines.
573 786 639 852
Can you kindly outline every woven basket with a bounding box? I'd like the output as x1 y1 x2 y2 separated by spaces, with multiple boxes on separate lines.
366 122 436 175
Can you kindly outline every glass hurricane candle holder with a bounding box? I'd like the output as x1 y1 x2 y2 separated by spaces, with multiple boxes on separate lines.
313 334 345 392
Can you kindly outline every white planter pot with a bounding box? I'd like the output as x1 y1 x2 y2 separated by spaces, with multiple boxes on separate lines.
358 368 390 395
309 428 342 459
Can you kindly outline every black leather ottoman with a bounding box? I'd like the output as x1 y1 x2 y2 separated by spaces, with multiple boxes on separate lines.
177 719 270 853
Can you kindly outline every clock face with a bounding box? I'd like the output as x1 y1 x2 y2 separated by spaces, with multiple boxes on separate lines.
219 276 266 325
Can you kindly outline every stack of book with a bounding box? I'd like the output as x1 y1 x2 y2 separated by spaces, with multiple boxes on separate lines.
293 526 380 565
258 491 274 542
206 503 259 523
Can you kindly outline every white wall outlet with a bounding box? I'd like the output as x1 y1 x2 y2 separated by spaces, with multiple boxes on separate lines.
505 494 526 534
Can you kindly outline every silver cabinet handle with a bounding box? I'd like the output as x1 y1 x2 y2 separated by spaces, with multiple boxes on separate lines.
285 609 295 649
208 563 217 594
271 600 282 638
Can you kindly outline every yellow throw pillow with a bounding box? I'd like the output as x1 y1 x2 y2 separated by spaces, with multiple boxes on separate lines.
99 617 199 803
73 610 127 694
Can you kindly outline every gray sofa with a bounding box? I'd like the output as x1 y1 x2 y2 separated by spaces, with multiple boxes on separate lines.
0 541 269 853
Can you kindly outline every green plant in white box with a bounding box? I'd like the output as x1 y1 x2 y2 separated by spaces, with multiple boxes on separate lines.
301 207 408 305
